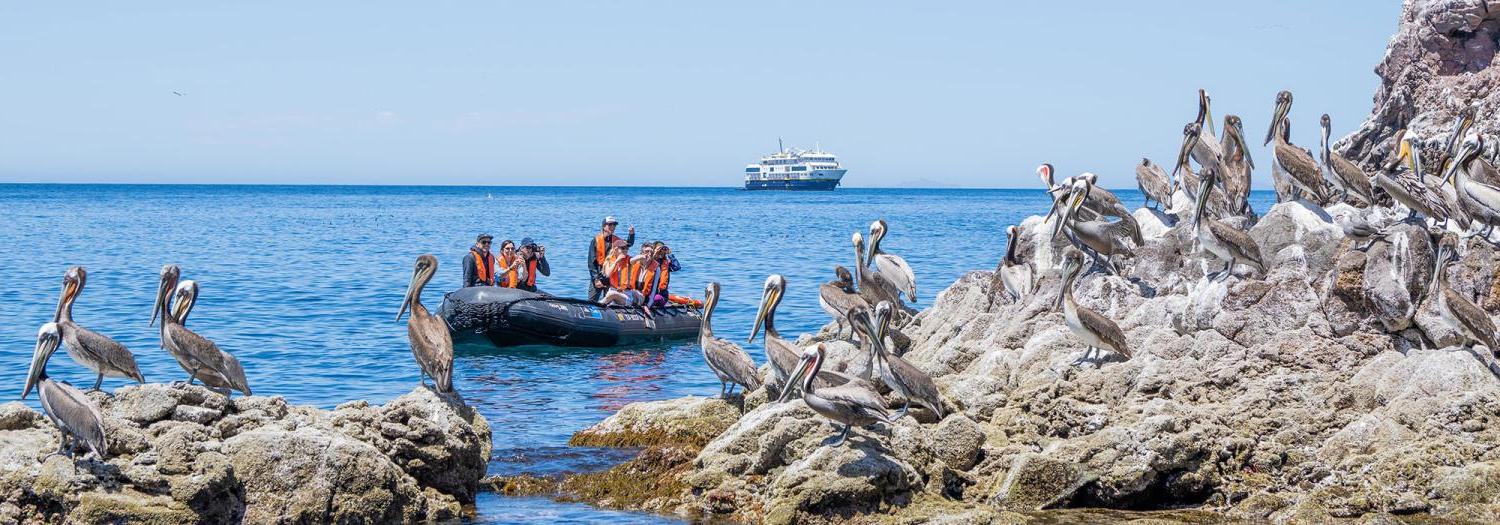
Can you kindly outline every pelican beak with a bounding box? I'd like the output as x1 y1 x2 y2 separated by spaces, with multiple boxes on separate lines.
1265 98 1289 146
1442 139 1476 187
150 274 173 327
397 266 419 322
23 326 60 400
54 278 78 324
1232 121 1255 170
1049 189 1072 240
1052 261 1074 310
1173 130 1197 180
748 285 777 344
777 351 815 403
170 282 197 324
1201 91 1216 137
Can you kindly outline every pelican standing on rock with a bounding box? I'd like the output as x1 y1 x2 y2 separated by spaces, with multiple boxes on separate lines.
1221 114 1256 215
999 225 1035 302
53 267 145 391
1379 130 1458 227
152 266 252 395
701 282 762 398
853 232 901 307
751 274 802 390
23 323 108 460
1320 114 1375 205
867 219 918 303
777 343 893 446
1429 234 1500 365
1136 158 1174 210
1265 91 1329 204
868 302 943 420
396 255 454 393
819 266 868 338
1193 167 1266 280
1055 250 1132 365
1052 180 1136 274
1443 133 1500 241
1173 123 1239 219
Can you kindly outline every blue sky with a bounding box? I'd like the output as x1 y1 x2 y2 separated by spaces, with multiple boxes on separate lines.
0 2 1396 188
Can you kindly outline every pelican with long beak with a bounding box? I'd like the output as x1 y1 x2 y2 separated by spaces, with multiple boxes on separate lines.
1439 105 1477 177
1265 91 1329 204
1320 114 1375 205
153 266 252 395
23 323 108 460
1053 179 1136 274
818 266 869 338
751 274 802 391
999 224 1035 302
53 266 145 391
1429 233 1500 364
1172 124 1237 219
1377 130 1457 227
777 342 893 446
1221 115 1255 214
1054 250 1131 365
868 301 943 420
1193 167 1266 280
701 282 762 398
396 254 454 393
852 232 901 307
1136 158 1173 210
1442 132 1500 241
867 219 918 303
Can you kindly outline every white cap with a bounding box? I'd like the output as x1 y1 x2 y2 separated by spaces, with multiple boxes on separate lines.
603 216 619 225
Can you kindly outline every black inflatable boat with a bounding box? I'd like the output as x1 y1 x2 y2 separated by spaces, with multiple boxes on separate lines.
437 286 702 347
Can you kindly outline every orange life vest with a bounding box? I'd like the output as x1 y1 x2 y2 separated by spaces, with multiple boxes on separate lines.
497 254 519 288
640 260 670 293
524 258 539 287
470 248 494 285
593 233 611 269
609 255 641 290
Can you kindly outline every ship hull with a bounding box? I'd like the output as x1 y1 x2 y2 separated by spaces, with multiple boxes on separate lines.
744 178 842 191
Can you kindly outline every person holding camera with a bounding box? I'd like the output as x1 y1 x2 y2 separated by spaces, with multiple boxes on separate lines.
588 216 634 301
638 241 681 311
515 237 550 293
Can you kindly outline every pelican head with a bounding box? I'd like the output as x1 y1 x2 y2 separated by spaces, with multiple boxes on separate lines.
1080 172 1099 188
1431 233 1460 290
1174 121 1202 180
703 281 721 311
397 254 438 322
170 280 199 325
1050 179 1089 240
777 343 827 403
869 219 889 253
1225 114 1254 169
1036 163 1056 190
1193 166 1219 227
852 232 867 281
1053 250 1084 310
151 264 181 327
1265 90 1293 146
1442 132 1484 186
54 266 86 323
749 274 786 343
23 323 62 400
1445 105 1477 157
872 300 893 339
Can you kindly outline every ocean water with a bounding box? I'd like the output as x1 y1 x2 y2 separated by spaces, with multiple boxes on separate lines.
0 184 1276 523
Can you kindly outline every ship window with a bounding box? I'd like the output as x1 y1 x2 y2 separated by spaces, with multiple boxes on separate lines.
746 167 760 172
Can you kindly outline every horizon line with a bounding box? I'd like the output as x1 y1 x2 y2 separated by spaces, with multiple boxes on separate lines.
0 181 1286 192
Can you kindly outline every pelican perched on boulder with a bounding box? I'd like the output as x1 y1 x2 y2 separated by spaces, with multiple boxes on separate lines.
1320 114 1375 205
1055 250 1131 365
999 225 1035 302
701 282 761 398
751 274 802 390
818 266 868 338
853 232 901 307
868 302 943 420
867 219 917 303
153 266 252 396
1379 130 1458 227
1136 158 1173 210
1265 91 1329 204
23 323 108 460
53 267 144 391
1221 114 1255 214
1173 123 1239 219
396 255 454 393
1193 167 1266 280
1443 133 1500 241
1052 179 1137 274
777 343 892 446
1429 234 1499 364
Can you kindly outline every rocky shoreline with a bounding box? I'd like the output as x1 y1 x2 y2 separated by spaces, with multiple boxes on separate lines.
0 384 490 523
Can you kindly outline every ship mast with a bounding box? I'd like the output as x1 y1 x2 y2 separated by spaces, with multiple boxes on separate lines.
778 137 784 154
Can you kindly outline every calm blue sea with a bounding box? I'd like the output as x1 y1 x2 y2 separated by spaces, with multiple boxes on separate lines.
0 184 1275 523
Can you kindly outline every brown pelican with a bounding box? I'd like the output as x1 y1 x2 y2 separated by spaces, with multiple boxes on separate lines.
852 232 901 307
1221 115 1255 214
1188 90 1223 170
777 342 893 446
999 224 1035 302
53 267 144 391
396 255 454 393
1442 133 1500 241
1193 167 1266 280
1379 130 1458 227
152 267 252 395
1265 92 1329 204
1429 234 1500 359
819 266 868 338
1136 158 1173 210
1439 105 1477 177
1053 180 1136 274
1173 123 1239 219
868 301 943 420
23 323 108 460
701 282 762 397
751 274 801 390
1077 173 1143 245
867 219 918 303
1055 250 1131 365
1320 114 1375 205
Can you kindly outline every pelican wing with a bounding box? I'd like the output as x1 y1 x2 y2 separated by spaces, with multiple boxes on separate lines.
812 383 891 422
1207 220 1263 267
68 324 144 381
873 253 917 301
1329 154 1375 201
765 335 800 384
1443 287 1500 350
409 314 455 392
881 354 944 418
819 282 869 319
1376 172 1449 219
1075 304 1131 358
1275 142 1327 199
704 338 762 391
39 379 107 458
1135 162 1172 205
1457 175 1500 220
167 325 251 394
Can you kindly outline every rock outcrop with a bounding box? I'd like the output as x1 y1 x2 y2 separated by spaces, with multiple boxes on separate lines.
0 385 491 524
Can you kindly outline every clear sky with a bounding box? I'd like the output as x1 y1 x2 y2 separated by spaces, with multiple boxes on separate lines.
0 2 1397 188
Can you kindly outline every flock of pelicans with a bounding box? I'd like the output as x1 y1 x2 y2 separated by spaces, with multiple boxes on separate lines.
20 90 1500 459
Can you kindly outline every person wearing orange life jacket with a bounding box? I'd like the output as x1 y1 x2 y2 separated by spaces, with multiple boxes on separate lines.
587 216 634 302
462 233 496 287
515 237 550 293
637 241 682 312
495 240 521 288
600 239 645 306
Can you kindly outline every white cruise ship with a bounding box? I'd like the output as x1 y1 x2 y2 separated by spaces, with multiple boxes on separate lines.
743 141 848 190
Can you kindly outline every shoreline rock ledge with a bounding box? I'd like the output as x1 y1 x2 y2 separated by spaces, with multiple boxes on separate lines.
0 384 491 524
